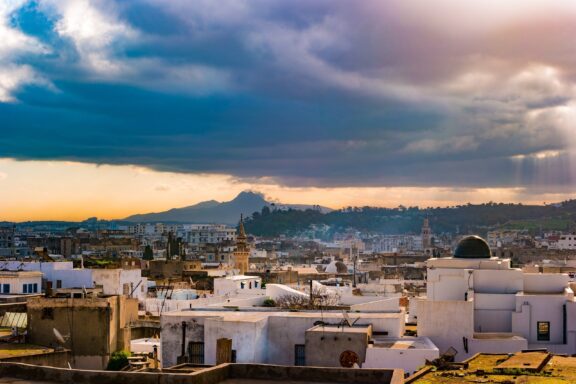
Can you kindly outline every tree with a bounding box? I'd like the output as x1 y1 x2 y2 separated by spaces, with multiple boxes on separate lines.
275 287 340 310
143 245 154 260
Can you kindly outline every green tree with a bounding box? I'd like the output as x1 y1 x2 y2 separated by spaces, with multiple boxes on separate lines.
106 350 130 371
143 245 154 260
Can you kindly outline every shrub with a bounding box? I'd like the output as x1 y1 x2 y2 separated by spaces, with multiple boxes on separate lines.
262 298 276 307
106 350 130 371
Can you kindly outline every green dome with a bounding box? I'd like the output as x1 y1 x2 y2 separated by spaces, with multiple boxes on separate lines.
454 236 491 259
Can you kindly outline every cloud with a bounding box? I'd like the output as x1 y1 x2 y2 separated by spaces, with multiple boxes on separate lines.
1 0 576 193
0 0 50 101
38 0 137 75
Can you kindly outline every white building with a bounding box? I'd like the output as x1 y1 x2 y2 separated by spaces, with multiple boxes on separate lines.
0 261 147 301
213 275 262 296
371 235 423 253
0 270 42 295
557 234 576 250
160 286 439 374
250 249 267 258
417 235 576 361
185 224 236 245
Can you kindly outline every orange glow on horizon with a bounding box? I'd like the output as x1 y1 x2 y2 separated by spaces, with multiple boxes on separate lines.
0 158 574 222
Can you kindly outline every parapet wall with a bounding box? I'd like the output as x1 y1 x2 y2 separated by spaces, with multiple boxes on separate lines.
0 362 403 384
0 362 224 384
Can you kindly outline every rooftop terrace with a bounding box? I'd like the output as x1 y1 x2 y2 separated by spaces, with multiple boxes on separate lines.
408 351 576 383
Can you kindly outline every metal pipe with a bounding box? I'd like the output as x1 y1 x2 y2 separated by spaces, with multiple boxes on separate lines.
181 321 187 357
563 303 567 344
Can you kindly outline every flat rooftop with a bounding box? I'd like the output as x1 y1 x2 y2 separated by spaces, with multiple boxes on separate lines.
307 325 371 334
408 352 576 383
371 336 437 350
163 310 402 322
495 351 549 371
0 344 55 360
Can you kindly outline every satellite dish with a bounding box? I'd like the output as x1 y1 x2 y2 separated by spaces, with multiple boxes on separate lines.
53 328 68 345
339 350 360 368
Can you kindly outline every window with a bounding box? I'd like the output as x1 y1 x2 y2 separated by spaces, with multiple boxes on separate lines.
3 284 10 294
41 307 54 320
231 350 237 363
537 321 550 341
56 280 62 289
23 283 37 294
295 344 305 366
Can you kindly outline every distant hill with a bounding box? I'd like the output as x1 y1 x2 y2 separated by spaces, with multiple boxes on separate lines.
244 200 576 237
123 191 332 224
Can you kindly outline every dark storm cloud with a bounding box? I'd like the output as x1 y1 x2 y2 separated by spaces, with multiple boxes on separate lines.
1 0 576 189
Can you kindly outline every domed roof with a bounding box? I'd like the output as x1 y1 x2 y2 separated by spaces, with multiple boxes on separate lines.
454 236 491 259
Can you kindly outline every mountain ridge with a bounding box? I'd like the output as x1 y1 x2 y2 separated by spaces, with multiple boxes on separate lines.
123 191 332 224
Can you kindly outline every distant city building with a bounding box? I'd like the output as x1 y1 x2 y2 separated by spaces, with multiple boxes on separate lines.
127 223 236 244
186 224 236 245
371 235 423 253
557 234 576 250
0 225 16 257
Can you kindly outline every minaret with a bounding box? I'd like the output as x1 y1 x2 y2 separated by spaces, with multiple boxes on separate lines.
233 215 249 274
422 217 432 250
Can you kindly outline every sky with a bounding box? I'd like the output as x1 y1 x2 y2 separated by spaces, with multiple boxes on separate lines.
1 0 576 221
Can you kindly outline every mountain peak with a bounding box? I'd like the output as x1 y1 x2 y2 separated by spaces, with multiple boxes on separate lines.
232 191 267 203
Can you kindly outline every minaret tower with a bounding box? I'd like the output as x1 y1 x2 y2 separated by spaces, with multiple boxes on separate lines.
233 215 249 274
422 217 432 250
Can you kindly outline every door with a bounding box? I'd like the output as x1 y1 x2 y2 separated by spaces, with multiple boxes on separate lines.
188 341 205 364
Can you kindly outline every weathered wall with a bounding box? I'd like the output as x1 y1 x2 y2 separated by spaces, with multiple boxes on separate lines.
0 350 71 368
204 317 268 365
27 296 137 369
304 327 370 367
228 364 403 384
0 362 403 384
160 314 208 367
